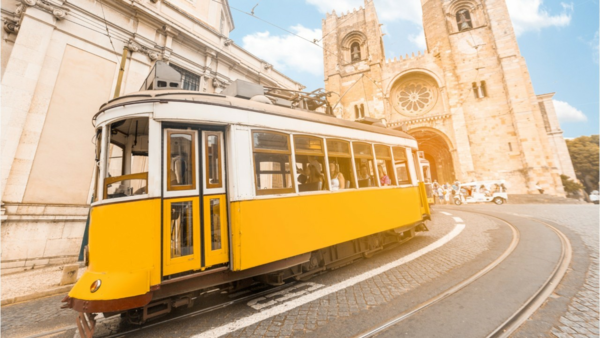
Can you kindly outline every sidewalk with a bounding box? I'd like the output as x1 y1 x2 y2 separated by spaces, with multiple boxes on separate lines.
1 264 86 306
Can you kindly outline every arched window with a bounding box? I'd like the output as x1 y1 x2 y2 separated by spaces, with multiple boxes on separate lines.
456 9 473 31
350 42 361 62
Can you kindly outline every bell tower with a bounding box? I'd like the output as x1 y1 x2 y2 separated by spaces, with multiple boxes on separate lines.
322 0 385 121
419 0 564 195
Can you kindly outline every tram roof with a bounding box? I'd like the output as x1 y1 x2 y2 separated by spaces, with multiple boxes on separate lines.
97 90 415 141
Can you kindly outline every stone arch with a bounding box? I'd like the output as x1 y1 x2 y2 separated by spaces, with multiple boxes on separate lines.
445 0 485 33
385 68 445 97
341 31 368 63
406 127 457 184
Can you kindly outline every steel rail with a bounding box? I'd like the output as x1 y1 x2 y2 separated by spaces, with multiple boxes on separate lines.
354 212 520 338
355 209 572 338
486 216 572 338
23 282 296 338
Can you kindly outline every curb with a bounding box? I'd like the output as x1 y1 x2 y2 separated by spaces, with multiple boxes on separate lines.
1 285 72 306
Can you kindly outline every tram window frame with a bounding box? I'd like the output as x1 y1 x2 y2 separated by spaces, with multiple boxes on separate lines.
93 129 102 202
353 142 378 188
204 131 224 191
167 129 197 192
294 135 328 193
326 139 356 190
374 145 397 187
252 130 295 196
393 147 412 185
104 118 150 200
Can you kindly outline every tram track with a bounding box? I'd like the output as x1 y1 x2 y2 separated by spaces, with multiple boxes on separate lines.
355 209 572 338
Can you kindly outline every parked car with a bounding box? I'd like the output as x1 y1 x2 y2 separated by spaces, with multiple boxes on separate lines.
454 181 508 205
590 190 599 204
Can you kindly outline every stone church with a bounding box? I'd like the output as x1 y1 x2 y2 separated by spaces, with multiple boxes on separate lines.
322 0 576 195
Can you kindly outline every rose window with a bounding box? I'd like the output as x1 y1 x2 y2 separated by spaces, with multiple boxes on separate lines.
391 78 438 116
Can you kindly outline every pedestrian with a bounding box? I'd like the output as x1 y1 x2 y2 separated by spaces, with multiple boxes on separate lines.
535 182 544 194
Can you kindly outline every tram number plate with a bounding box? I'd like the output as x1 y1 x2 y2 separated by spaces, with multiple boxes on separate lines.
247 282 324 311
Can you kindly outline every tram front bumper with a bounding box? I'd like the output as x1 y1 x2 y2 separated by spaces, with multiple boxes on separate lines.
63 269 154 313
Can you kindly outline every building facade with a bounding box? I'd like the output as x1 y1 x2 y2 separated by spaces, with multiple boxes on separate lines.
322 0 576 195
1 0 303 272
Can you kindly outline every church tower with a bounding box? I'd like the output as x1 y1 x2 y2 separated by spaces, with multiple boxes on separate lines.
322 0 385 121
419 0 564 194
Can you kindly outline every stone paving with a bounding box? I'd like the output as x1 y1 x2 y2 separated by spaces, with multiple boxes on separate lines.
475 205 599 338
129 209 501 338
1 265 85 302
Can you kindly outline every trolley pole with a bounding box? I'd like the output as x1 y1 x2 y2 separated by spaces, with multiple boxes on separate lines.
113 46 129 99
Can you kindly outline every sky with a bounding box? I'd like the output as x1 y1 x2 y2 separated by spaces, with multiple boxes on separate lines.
227 0 599 138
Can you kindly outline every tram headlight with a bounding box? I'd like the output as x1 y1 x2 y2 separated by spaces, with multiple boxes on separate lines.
90 279 102 293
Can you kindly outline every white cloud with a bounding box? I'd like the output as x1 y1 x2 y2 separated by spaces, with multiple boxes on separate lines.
241 25 323 76
553 100 587 123
505 0 573 36
408 30 426 50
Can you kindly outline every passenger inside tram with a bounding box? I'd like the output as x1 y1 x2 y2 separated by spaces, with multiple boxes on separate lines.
329 162 345 191
378 165 391 186
328 156 353 189
357 162 374 188
296 155 326 192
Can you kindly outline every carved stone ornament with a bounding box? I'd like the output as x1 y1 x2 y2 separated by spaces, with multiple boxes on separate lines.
3 18 19 34
223 38 233 46
212 77 228 93
127 39 163 61
263 63 272 70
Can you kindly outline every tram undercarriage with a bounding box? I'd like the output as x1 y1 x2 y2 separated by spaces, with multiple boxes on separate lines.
66 222 427 336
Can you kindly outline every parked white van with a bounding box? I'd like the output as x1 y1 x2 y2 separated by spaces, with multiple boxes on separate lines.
454 181 508 205
590 190 599 204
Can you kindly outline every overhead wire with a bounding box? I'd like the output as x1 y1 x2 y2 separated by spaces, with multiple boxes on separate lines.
97 0 121 63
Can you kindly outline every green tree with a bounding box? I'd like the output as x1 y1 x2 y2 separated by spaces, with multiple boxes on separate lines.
561 174 584 194
566 135 599 193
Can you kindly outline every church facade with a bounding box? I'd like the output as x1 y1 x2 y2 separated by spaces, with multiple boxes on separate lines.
322 0 576 195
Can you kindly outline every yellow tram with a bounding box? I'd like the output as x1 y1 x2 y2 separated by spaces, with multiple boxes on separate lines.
63 77 431 337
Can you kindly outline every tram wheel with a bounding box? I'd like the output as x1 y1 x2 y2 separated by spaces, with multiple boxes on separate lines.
454 199 462 205
493 197 505 205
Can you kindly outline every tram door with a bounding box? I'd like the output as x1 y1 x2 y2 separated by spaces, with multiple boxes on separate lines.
162 128 229 277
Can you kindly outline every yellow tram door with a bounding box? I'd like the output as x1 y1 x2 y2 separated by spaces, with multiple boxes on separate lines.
200 131 229 268
162 129 229 277
162 129 201 276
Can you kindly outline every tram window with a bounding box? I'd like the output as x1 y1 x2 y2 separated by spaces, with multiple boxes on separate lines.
295 136 327 192
326 139 355 190
209 198 221 250
170 201 194 258
105 118 150 199
167 131 196 191
205 133 222 189
353 142 376 188
252 131 294 195
374 145 396 187
393 147 412 185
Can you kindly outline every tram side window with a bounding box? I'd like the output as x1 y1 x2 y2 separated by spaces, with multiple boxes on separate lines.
205 132 222 189
392 147 412 185
167 130 196 191
105 118 150 199
374 145 396 187
326 139 355 190
252 131 294 195
294 135 327 192
353 142 377 188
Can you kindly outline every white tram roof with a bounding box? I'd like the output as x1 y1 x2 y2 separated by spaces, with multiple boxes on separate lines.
95 90 416 143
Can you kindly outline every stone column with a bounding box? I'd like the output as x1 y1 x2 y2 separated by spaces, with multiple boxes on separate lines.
1 5 58 202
